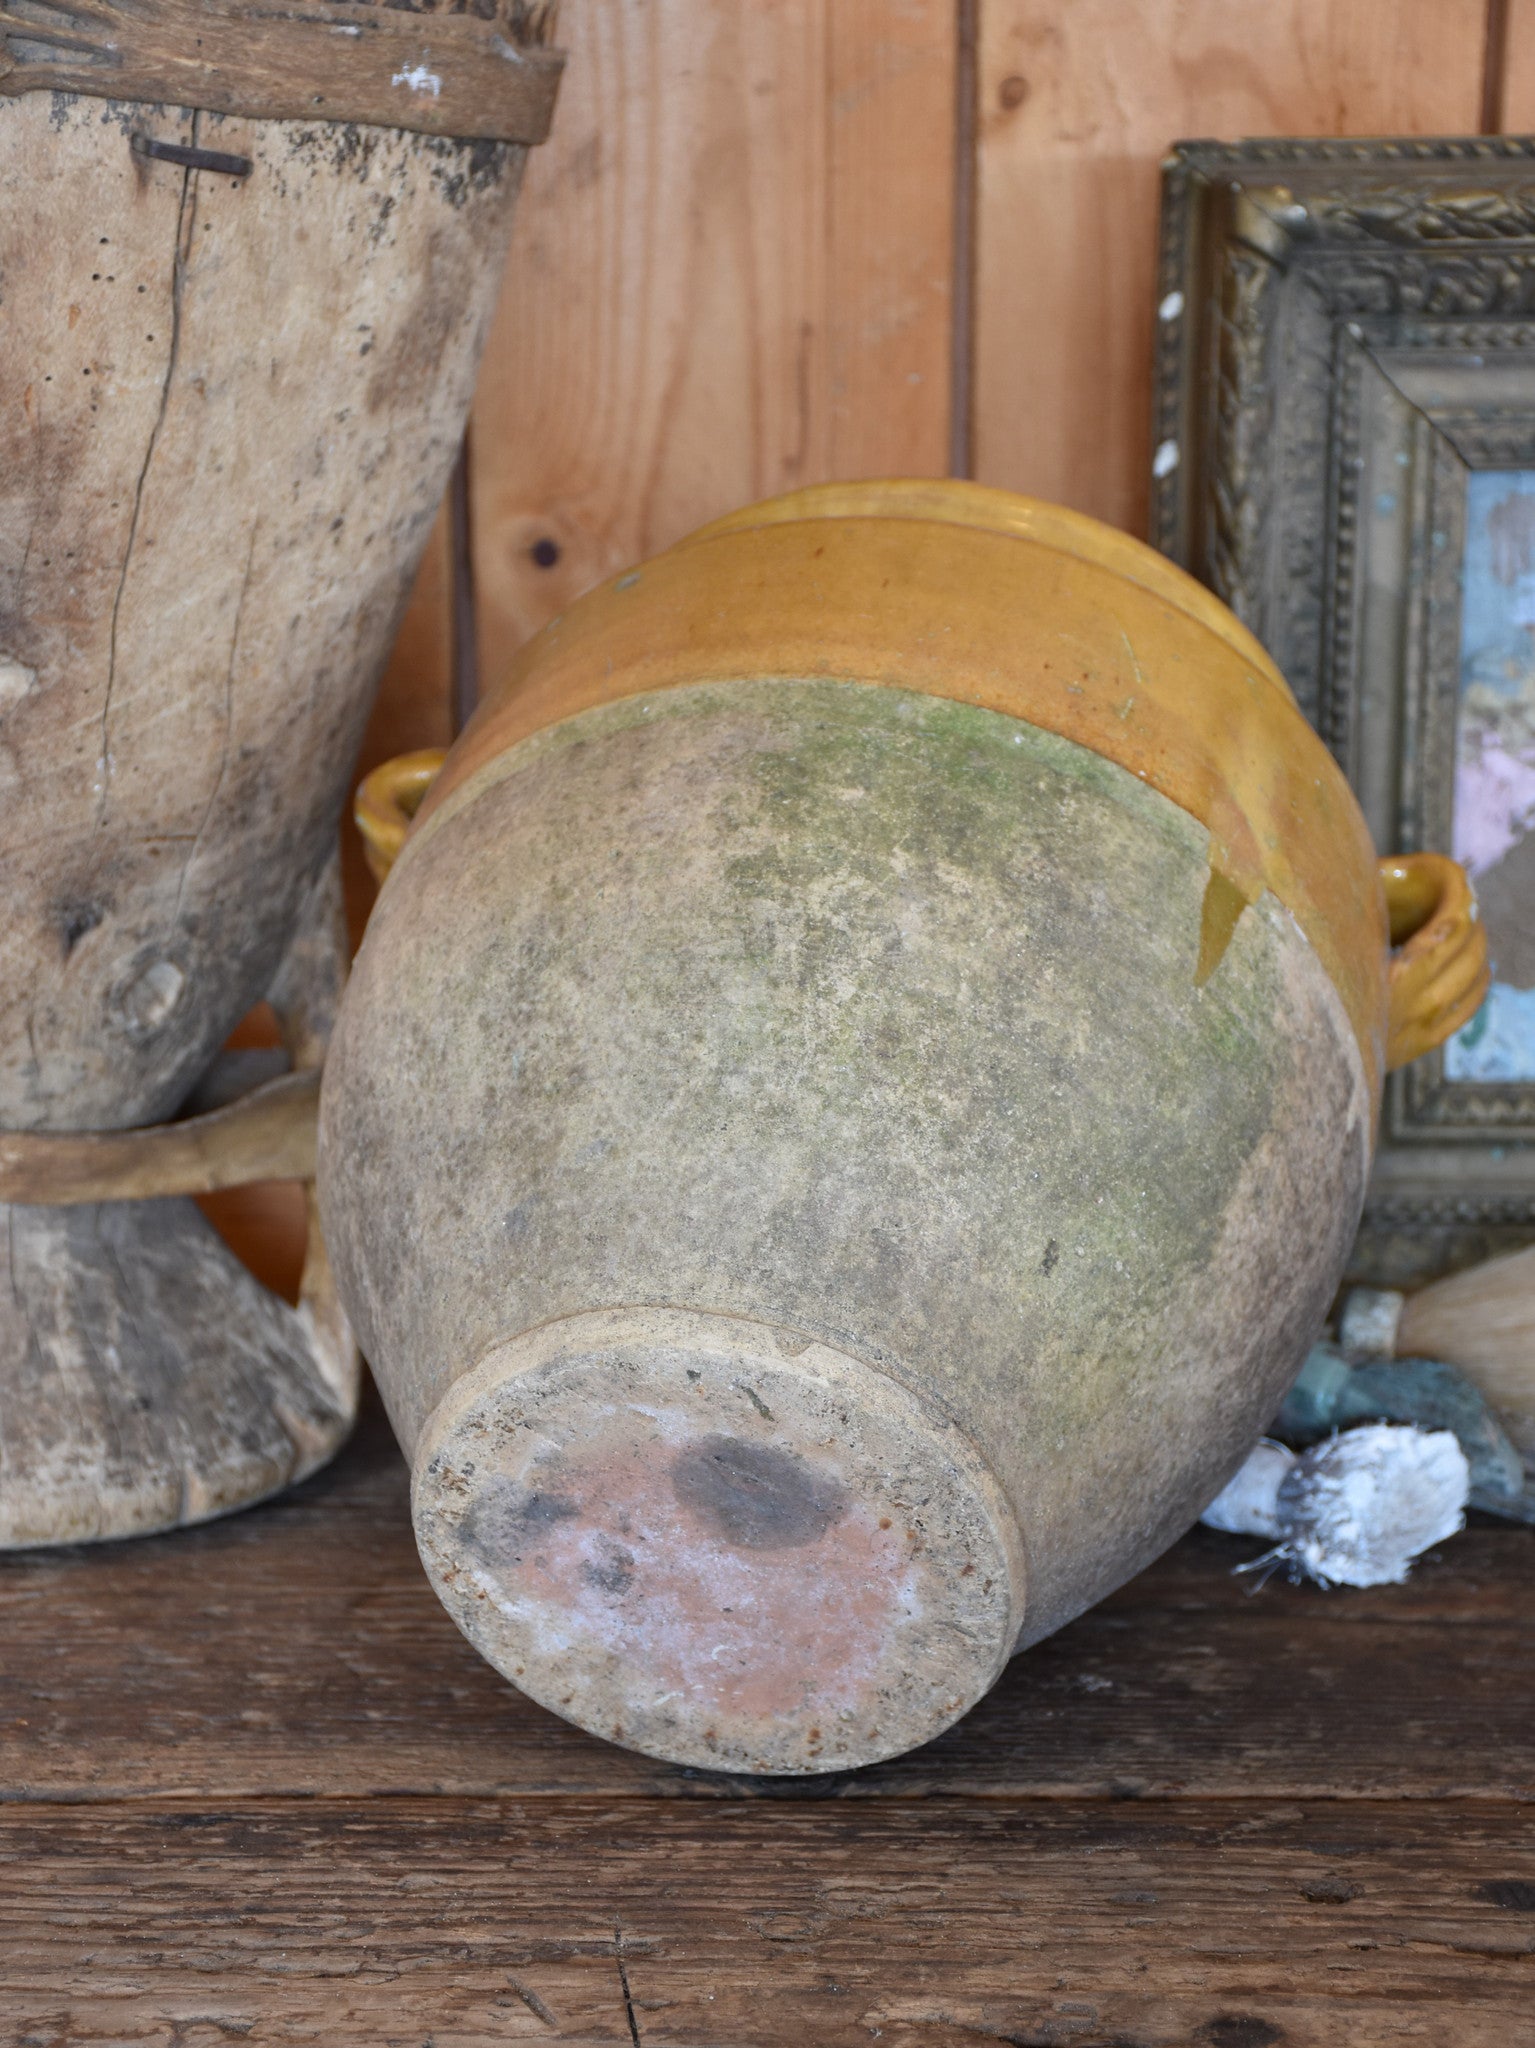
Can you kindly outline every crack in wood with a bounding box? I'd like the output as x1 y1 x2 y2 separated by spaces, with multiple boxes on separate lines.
174 519 257 924
100 114 198 826
614 1917 643 2048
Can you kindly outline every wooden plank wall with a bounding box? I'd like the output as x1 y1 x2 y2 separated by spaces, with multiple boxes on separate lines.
469 0 958 665
973 0 1488 534
219 0 1510 1295
373 0 1501 769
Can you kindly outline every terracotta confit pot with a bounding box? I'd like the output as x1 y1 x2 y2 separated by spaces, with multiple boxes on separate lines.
319 481 1487 1774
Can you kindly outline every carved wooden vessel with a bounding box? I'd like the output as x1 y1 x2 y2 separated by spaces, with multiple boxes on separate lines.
322 482 1485 1773
0 0 560 1544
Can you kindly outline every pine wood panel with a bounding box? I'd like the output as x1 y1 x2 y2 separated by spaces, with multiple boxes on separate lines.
3 1397 1531 1804
972 0 1491 538
1498 0 1535 127
6 1798 1533 2046
468 0 957 675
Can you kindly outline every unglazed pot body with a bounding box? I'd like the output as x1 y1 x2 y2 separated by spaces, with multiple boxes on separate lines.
320 482 1477 1773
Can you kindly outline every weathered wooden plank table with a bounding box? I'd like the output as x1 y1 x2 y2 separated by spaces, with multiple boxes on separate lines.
3 1388 1531 2047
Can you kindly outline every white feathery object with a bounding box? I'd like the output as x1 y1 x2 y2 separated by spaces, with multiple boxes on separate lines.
1200 1425 1469 1587
1200 1439 1294 1538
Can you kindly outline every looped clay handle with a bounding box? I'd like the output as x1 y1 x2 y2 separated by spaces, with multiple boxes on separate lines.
354 749 447 885
1380 853 1490 1072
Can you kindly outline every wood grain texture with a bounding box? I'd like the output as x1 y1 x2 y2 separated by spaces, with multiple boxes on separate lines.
3 1798 1533 2045
86 19 1528 2036
0 0 563 143
469 0 956 668
0 96 520 1132
1499 0 1535 130
0 1198 351 1545
195 1003 316 1302
2 1395 1531 1803
3 1402 1531 2040
0 86 529 1542
972 0 1489 537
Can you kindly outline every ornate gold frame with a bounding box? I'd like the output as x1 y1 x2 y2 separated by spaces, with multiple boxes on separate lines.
1154 137 1535 1281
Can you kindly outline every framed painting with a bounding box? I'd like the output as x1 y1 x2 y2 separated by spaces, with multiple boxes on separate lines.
1153 137 1535 1282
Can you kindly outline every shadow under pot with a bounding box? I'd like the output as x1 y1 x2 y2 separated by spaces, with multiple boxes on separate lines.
319 480 1486 1775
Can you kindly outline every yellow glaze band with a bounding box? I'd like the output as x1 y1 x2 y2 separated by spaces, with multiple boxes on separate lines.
417 483 1394 1099
684 479 1292 692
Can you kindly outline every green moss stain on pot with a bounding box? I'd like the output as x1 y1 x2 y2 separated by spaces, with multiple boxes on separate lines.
320 678 1370 1767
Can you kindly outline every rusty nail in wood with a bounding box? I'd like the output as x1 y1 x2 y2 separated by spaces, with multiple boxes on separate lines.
131 133 254 179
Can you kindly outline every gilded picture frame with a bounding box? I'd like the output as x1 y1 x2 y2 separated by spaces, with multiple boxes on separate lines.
1153 136 1535 1282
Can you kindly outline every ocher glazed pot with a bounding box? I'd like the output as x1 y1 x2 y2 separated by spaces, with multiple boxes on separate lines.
320 482 1485 1773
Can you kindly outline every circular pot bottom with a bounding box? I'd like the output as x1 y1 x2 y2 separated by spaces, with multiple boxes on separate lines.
411 1306 1026 1774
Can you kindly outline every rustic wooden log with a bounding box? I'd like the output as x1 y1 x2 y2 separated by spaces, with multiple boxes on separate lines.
0 0 559 1544
0 0 563 144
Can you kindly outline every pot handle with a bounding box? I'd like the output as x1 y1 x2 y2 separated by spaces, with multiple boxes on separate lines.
1380 853 1490 1071
354 748 447 884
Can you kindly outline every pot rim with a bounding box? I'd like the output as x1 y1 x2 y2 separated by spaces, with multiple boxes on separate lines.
682 478 1292 700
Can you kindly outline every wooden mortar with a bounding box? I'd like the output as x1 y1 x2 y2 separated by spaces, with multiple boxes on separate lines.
0 0 561 1544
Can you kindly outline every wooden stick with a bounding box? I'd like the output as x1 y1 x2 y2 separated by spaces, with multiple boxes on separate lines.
0 1069 319 1206
1398 1246 1535 1462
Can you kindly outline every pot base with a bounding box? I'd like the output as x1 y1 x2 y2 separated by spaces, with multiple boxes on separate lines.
411 1307 1026 1774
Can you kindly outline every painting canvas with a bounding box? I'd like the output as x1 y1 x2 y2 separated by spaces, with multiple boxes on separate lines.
1447 472 1535 1083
